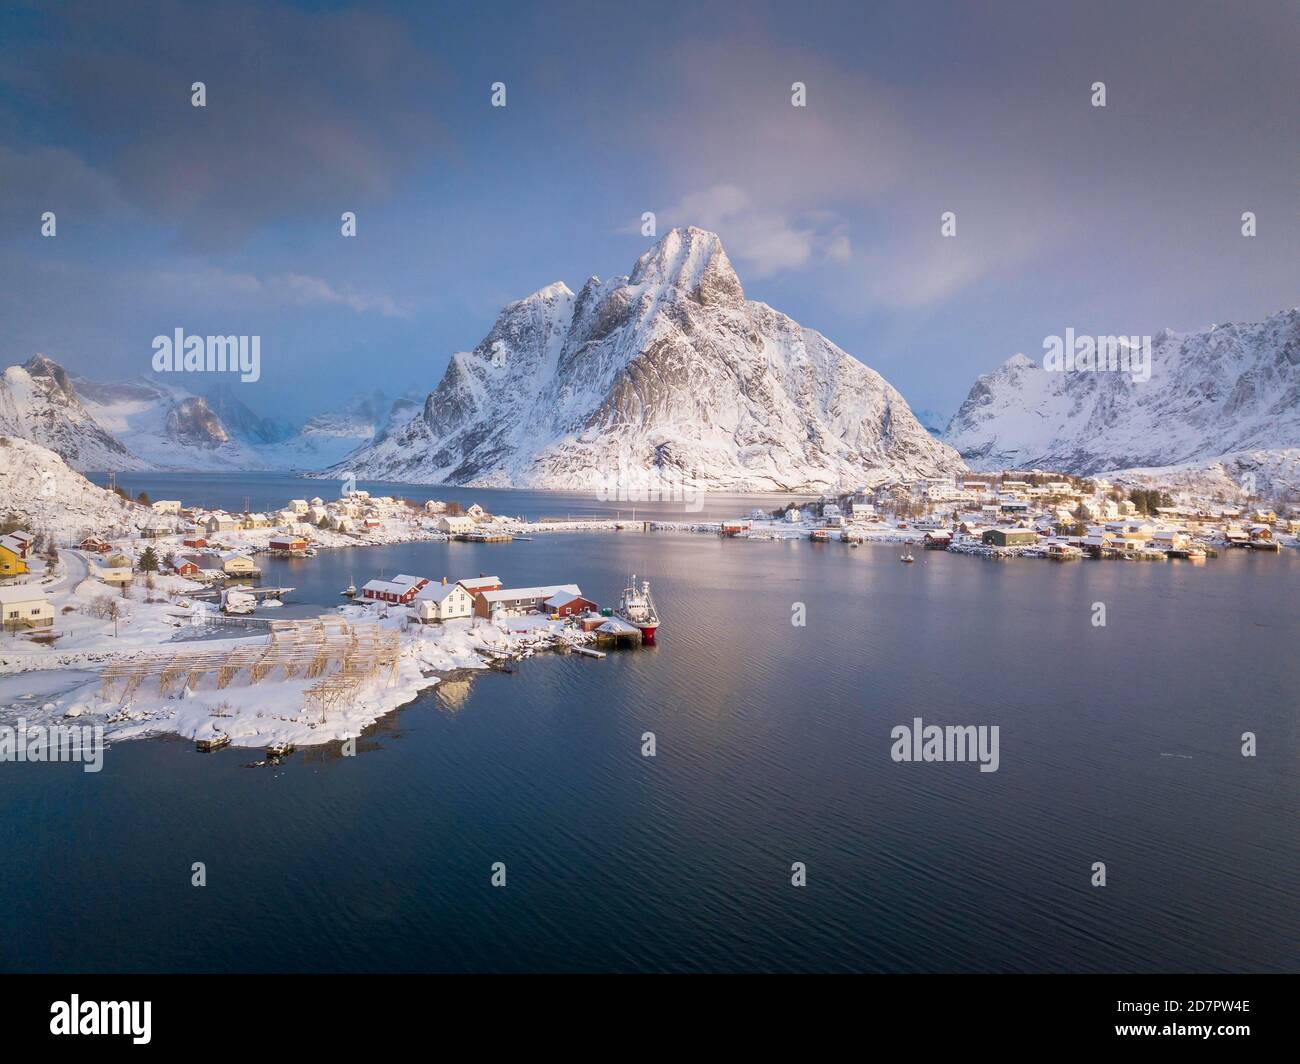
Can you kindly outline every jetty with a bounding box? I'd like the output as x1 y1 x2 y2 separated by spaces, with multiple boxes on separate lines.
455 531 513 543
594 615 643 648
191 586 296 602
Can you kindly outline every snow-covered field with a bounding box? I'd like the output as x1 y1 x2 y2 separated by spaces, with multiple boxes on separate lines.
1 583 592 752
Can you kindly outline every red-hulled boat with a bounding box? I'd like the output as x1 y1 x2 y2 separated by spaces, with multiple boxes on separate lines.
616 575 660 644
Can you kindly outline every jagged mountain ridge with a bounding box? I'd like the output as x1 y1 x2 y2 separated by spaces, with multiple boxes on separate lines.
0 353 391 472
944 309 1300 474
327 227 965 491
0 356 152 471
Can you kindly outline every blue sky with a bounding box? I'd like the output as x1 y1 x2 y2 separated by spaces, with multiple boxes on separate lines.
1 0 1296 424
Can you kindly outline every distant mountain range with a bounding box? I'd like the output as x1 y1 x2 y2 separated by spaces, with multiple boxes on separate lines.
2 240 1297 494
943 308 1300 479
325 227 963 491
0 354 416 473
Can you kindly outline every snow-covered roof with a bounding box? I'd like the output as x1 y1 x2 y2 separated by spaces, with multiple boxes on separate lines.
544 590 588 607
478 583 580 604
414 582 463 603
363 574 427 595
0 585 49 604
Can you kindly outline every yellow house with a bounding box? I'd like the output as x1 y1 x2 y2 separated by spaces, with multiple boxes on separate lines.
0 542 28 577
222 555 261 578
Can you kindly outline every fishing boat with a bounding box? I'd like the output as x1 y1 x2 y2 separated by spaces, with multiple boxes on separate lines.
900 553 915 563
340 576 357 598
809 529 830 542
616 575 660 644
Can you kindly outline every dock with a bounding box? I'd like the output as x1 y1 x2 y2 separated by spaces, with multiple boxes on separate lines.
593 616 643 648
195 733 230 753
191 585 295 601
455 532 513 543
570 645 606 659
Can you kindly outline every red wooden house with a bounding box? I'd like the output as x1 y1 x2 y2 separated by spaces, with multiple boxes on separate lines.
544 590 598 618
361 574 429 604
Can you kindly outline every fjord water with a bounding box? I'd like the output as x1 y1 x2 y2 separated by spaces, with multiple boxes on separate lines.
5 490 1298 972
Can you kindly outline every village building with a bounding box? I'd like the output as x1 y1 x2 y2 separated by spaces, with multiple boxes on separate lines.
0 585 54 630
97 566 133 587
457 575 502 597
983 528 1039 548
412 579 474 622
0 535 31 578
4 530 35 557
150 500 182 515
1152 529 1190 552
288 499 309 515
205 514 239 534
222 555 260 578
361 574 428 605
473 583 583 619
181 535 208 549
544 589 598 618
437 515 476 535
79 536 112 553
268 534 309 554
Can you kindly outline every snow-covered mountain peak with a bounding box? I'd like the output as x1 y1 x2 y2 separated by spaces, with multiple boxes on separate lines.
23 353 78 401
326 227 962 491
517 281 575 305
629 226 743 304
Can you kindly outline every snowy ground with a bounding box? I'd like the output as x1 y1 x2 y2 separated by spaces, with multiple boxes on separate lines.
0 539 596 752
1 601 592 752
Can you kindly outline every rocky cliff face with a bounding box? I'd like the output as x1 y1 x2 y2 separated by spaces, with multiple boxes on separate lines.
0 356 150 471
330 227 964 492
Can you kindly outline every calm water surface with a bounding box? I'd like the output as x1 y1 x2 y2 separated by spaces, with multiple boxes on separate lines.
4 480 1298 972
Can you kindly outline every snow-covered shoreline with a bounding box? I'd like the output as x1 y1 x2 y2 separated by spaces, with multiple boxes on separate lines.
0 610 593 752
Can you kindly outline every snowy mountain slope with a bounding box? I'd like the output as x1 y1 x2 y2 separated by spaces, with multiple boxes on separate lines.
326 227 964 491
944 309 1300 473
202 382 297 445
1103 448 1300 500
0 356 150 471
72 375 274 470
0 435 141 538
300 389 402 440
